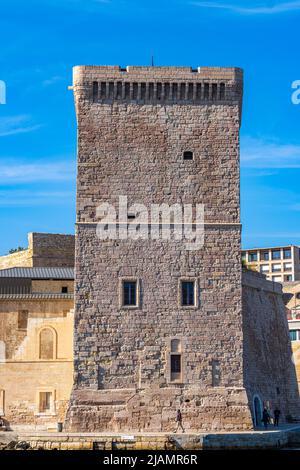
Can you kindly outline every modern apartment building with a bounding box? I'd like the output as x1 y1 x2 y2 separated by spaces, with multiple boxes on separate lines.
242 245 300 283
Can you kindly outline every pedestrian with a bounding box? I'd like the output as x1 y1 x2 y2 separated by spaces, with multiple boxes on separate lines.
262 407 270 429
174 409 185 433
274 407 281 427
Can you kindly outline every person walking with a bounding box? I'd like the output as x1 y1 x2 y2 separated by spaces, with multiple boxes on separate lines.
262 407 270 429
274 407 281 427
174 409 185 433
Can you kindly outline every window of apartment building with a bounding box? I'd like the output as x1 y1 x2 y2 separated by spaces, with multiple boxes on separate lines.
261 251 269 261
61 286 68 293
283 249 292 259
260 265 269 273
272 264 281 273
272 250 281 260
170 339 182 382
39 391 52 413
17 310 28 330
272 276 282 283
180 280 196 307
121 279 138 307
289 330 300 342
39 328 55 360
285 275 293 282
249 252 258 262
0 390 4 416
284 263 292 272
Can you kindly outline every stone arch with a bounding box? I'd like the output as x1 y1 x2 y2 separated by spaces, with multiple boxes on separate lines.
39 327 57 360
171 338 181 353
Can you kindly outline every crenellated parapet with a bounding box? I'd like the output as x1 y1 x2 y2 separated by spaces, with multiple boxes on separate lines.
72 65 243 109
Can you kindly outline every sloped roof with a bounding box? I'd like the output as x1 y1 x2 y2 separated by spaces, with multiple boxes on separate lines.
0 293 74 300
0 267 74 279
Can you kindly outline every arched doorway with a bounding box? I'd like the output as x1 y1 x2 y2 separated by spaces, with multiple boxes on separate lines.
253 395 262 427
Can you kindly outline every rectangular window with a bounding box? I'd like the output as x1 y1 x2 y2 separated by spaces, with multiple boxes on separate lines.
123 280 137 306
249 252 258 262
170 354 181 382
284 263 292 271
272 250 281 260
283 249 292 259
181 281 195 306
272 276 282 283
18 310 28 330
211 360 221 387
290 330 298 342
272 264 282 272
262 251 269 261
61 286 68 293
261 265 269 272
39 392 52 413
285 275 293 282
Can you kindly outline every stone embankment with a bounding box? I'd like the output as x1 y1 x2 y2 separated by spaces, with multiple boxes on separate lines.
1 428 300 450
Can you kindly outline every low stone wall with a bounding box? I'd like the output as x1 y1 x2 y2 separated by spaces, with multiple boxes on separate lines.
1 427 299 450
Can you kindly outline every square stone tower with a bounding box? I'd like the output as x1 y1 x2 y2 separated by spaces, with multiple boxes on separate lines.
66 65 254 432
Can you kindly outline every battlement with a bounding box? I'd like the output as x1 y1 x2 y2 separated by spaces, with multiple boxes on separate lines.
72 65 243 106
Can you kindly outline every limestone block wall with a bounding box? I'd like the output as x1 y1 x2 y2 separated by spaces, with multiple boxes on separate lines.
0 298 73 359
67 228 253 430
29 233 75 268
32 280 74 294
0 249 32 270
65 65 253 432
0 362 72 429
0 300 74 429
242 270 300 422
0 232 75 269
73 66 242 225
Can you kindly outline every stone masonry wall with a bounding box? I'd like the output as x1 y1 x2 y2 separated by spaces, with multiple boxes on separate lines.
0 232 75 269
242 270 300 422
65 65 254 432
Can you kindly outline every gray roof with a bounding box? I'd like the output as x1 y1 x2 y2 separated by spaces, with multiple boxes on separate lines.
0 293 74 300
0 267 74 279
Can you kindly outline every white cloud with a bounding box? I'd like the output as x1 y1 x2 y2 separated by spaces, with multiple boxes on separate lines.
0 115 41 137
42 75 65 87
191 1 300 14
241 136 300 168
0 160 75 184
0 189 74 207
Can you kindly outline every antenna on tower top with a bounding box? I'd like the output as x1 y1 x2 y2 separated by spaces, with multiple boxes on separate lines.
151 53 154 67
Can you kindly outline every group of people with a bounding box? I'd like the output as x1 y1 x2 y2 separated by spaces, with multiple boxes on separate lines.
261 407 281 429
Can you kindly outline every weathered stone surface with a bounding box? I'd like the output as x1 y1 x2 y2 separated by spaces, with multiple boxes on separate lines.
0 232 75 269
65 65 300 432
243 269 300 421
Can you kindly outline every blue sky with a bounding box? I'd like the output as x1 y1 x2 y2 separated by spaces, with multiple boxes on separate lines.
0 0 299 254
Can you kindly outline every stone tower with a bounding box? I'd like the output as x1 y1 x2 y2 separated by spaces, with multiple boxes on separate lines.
66 65 254 432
